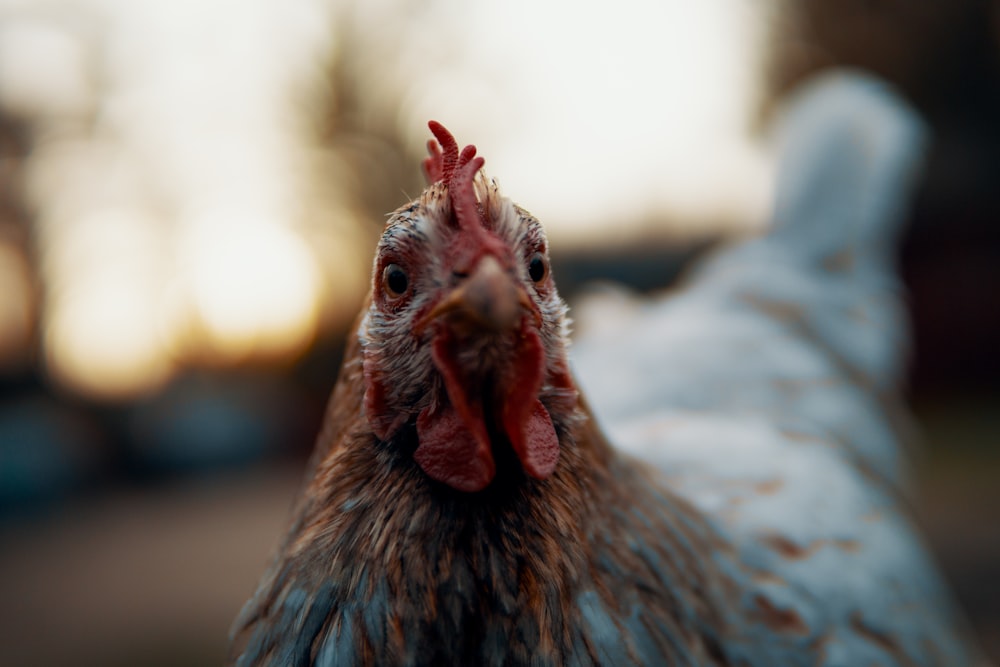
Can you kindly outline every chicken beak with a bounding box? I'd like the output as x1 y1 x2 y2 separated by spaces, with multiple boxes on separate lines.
417 255 535 334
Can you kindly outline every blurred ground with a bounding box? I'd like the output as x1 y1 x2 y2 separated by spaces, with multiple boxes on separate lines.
0 463 302 667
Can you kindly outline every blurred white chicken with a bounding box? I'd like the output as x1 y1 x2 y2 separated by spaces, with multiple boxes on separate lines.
572 69 985 665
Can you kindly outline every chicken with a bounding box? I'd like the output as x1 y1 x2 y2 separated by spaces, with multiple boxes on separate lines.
228 71 983 666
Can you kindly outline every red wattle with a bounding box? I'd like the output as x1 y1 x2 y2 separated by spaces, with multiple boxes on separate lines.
415 404 495 492
415 316 561 492
507 399 560 479
500 325 560 479
411 330 498 491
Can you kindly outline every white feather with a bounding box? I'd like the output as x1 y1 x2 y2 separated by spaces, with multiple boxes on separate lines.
571 70 977 664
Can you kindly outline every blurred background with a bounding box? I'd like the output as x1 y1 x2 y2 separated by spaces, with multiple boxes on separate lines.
0 0 997 665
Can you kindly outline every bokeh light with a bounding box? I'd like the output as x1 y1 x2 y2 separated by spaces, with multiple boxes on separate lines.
2 0 775 400
45 263 172 399
3 0 343 398
182 215 322 361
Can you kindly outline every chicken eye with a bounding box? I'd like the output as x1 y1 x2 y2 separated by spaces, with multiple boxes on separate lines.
527 253 547 283
382 263 409 298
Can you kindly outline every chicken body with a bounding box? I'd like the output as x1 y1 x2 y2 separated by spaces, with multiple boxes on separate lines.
229 73 981 666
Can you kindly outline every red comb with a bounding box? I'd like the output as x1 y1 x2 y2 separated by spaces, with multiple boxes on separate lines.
423 121 490 241
422 121 458 183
